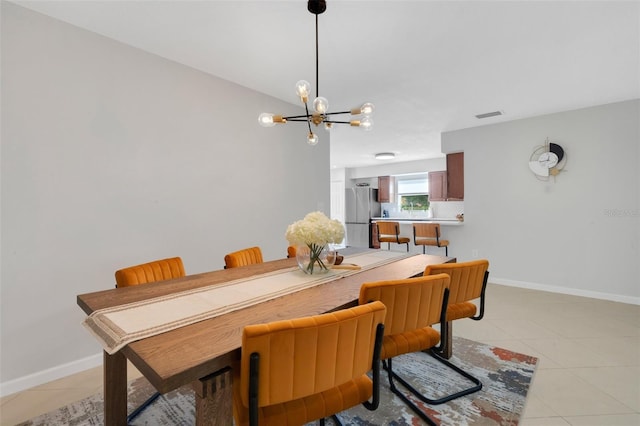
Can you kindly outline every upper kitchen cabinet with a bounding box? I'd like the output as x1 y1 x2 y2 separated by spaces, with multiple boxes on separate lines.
378 176 395 203
446 152 464 200
428 153 464 201
428 170 447 201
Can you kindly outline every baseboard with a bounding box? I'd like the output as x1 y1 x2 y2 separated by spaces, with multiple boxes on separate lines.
0 352 102 398
491 277 640 305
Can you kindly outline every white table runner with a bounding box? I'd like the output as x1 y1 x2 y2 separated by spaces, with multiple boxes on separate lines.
84 251 409 354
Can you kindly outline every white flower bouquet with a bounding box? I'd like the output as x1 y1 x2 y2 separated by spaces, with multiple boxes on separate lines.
286 211 345 274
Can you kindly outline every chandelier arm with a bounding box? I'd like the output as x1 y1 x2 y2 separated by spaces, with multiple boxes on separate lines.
323 110 353 116
283 114 314 120
324 120 352 124
304 102 313 134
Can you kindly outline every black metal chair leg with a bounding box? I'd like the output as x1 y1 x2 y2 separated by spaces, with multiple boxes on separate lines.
383 359 437 425
126 391 161 423
384 351 482 408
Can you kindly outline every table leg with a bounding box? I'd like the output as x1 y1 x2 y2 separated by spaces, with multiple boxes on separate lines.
192 367 233 426
103 350 128 426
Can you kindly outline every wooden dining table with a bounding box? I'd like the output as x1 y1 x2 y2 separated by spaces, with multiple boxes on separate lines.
77 252 454 426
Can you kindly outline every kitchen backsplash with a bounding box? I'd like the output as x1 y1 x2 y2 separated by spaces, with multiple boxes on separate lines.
381 201 464 219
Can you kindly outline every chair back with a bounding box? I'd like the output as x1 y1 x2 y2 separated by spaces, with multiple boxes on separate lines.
424 260 489 305
413 223 441 240
239 301 386 408
115 257 185 287
224 246 264 269
286 246 296 259
359 274 450 336
376 221 400 238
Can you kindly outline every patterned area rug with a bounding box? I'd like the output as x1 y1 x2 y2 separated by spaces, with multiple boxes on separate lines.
18 337 537 426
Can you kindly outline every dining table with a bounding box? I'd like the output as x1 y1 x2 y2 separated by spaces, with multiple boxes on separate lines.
77 250 454 425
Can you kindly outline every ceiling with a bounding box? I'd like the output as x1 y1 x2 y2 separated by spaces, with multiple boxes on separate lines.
14 0 639 169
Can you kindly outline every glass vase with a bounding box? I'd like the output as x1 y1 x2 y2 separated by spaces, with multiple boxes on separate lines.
295 244 336 275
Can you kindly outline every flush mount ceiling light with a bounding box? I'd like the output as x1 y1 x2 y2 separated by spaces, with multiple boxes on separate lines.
475 110 504 119
375 152 395 160
258 0 374 146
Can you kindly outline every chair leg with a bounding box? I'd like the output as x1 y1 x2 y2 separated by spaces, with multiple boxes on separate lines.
383 359 437 426
433 320 453 359
405 242 409 252
126 391 161 423
422 245 425 254
384 349 482 406
445 246 448 256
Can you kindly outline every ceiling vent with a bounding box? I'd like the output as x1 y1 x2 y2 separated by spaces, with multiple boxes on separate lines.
475 111 504 119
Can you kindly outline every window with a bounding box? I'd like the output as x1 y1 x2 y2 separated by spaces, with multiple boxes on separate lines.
396 174 429 211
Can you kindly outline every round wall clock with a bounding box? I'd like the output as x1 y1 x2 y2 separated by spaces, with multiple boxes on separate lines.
529 138 567 180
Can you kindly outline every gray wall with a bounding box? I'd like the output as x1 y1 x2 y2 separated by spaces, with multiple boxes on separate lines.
441 100 639 302
1 3 330 393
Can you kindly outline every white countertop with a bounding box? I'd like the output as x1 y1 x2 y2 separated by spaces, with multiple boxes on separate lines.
371 217 464 225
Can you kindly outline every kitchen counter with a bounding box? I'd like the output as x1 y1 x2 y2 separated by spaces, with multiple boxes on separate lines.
371 217 463 226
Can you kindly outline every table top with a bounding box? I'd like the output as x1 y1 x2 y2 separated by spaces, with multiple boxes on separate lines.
77 253 452 394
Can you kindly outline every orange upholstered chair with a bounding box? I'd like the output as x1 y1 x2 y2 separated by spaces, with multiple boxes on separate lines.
359 274 481 424
115 256 185 288
224 246 264 269
424 259 490 359
286 246 296 258
114 256 186 422
413 223 449 255
232 301 387 426
376 221 410 252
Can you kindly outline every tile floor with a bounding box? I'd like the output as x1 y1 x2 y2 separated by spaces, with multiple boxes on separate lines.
1 284 639 425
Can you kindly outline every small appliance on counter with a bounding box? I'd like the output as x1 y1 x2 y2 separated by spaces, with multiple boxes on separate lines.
382 210 389 218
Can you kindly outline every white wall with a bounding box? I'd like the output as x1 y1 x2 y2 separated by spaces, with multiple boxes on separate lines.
0 3 330 394
442 100 639 303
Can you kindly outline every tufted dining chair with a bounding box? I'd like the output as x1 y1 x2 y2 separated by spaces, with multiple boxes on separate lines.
115 256 185 288
424 259 490 359
413 223 450 255
376 221 410 252
359 274 482 424
114 256 186 422
232 301 386 426
224 246 264 269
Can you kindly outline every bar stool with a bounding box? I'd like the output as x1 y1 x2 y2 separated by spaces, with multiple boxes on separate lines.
376 221 410 252
413 223 449 255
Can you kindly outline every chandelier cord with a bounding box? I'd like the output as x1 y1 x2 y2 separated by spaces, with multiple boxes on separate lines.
315 13 319 100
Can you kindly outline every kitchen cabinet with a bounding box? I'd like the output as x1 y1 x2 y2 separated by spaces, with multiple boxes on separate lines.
377 176 395 203
446 152 464 200
428 171 447 201
428 153 464 201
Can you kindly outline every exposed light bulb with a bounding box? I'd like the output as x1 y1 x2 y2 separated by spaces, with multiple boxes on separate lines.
307 132 319 146
313 97 329 114
324 122 333 131
295 80 311 101
359 116 373 131
360 102 375 115
258 113 275 127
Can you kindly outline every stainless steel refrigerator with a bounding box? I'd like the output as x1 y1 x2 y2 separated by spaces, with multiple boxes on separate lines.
345 187 381 247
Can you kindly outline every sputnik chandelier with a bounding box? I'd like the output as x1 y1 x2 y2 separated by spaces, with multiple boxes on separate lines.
258 0 374 146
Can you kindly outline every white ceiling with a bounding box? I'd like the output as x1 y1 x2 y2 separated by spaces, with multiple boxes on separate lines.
14 0 640 168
